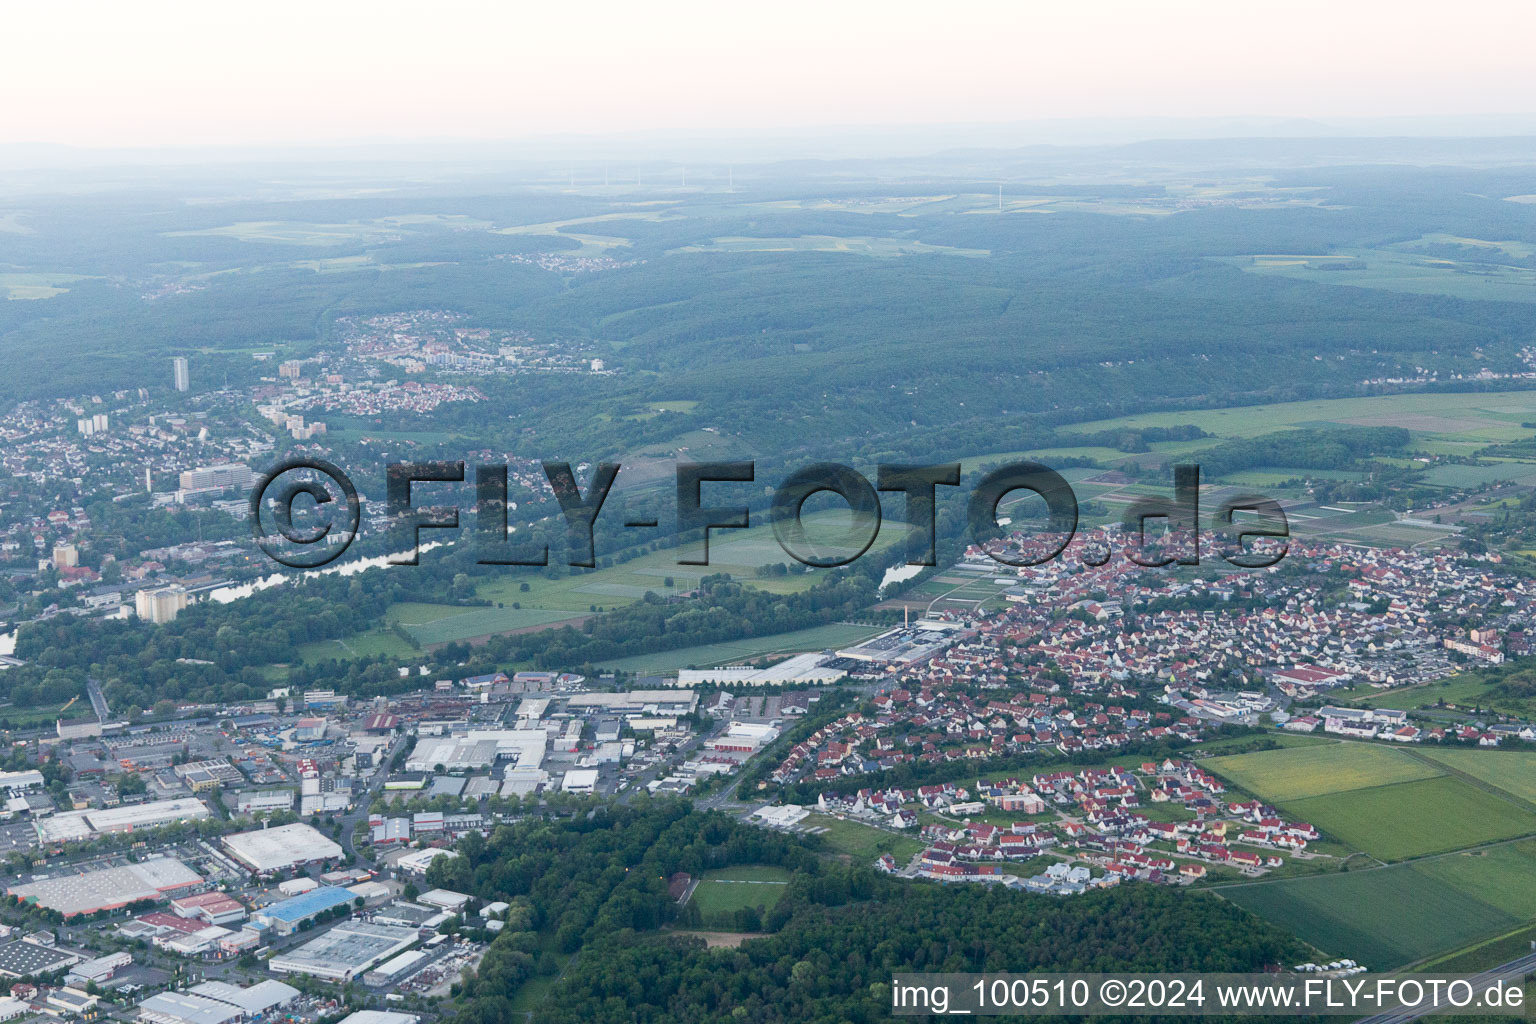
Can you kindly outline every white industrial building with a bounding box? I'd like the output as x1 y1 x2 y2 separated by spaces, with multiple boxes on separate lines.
336 1012 418 1024
363 948 428 987
222 822 343 873
393 847 458 877
677 652 846 686
562 769 599 794
565 690 699 715
34 798 211 845
405 729 546 773
267 922 419 983
137 980 298 1024
8 857 203 916
706 721 781 754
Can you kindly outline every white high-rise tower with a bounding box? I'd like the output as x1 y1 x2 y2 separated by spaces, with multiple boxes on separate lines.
172 356 190 392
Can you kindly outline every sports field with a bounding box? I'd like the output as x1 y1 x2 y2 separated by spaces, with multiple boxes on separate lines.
1204 741 1442 802
690 866 793 917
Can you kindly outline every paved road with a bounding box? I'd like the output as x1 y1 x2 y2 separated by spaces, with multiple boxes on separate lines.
1352 951 1536 1023
339 732 408 859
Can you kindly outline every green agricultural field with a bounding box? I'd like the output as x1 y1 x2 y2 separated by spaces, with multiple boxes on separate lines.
285 507 907 662
1422 463 1536 488
670 235 989 258
1218 468 1365 487
1411 841 1536 920
1228 247 1536 304
595 623 884 674
1205 741 1442 802
400 605 580 646
1411 749 1536 806
1220 862 1520 969
1284 776 1536 861
164 220 409 245
1060 391 1536 443
0 272 93 300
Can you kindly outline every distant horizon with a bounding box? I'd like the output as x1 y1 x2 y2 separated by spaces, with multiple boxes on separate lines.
5 113 1536 172
5 0 1534 151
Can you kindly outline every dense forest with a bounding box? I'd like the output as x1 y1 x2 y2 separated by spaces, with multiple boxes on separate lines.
431 801 1305 1024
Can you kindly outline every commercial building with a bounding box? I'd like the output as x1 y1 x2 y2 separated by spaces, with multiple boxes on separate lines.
236 791 295 815
8 857 203 917
139 984 299 1024
565 691 699 715
267 922 419 983
0 770 45 794
88 797 211 833
362 949 427 987
0 939 81 979
836 624 962 665
222 822 343 873
405 729 546 773
175 759 244 791
253 886 357 936
561 769 599 794
416 889 470 912
178 463 252 492
185 980 300 1017
336 1013 417 1024
393 847 457 877
170 891 247 925
65 951 132 985
706 721 781 754
139 991 241 1024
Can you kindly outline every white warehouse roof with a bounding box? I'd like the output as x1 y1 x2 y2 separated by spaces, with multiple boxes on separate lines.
223 822 343 872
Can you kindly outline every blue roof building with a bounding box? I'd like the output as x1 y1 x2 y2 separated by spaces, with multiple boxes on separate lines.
255 886 357 935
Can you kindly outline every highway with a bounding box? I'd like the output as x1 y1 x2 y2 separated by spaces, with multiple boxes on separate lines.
1352 951 1536 1023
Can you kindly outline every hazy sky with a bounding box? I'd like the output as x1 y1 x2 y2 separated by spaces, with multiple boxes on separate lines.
5 0 1533 148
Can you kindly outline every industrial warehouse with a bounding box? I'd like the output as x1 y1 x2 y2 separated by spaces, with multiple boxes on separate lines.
221 822 343 873
267 922 420 982
403 728 547 773
137 980 299 1024
253 886 360 936
7 857 204 916
0 939 81 980
33 797 212 845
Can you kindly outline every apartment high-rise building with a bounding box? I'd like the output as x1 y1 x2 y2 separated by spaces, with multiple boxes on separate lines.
135 585 188 624
173 356 190 392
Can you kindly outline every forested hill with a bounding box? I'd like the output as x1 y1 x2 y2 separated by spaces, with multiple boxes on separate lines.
4 160 1536 466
